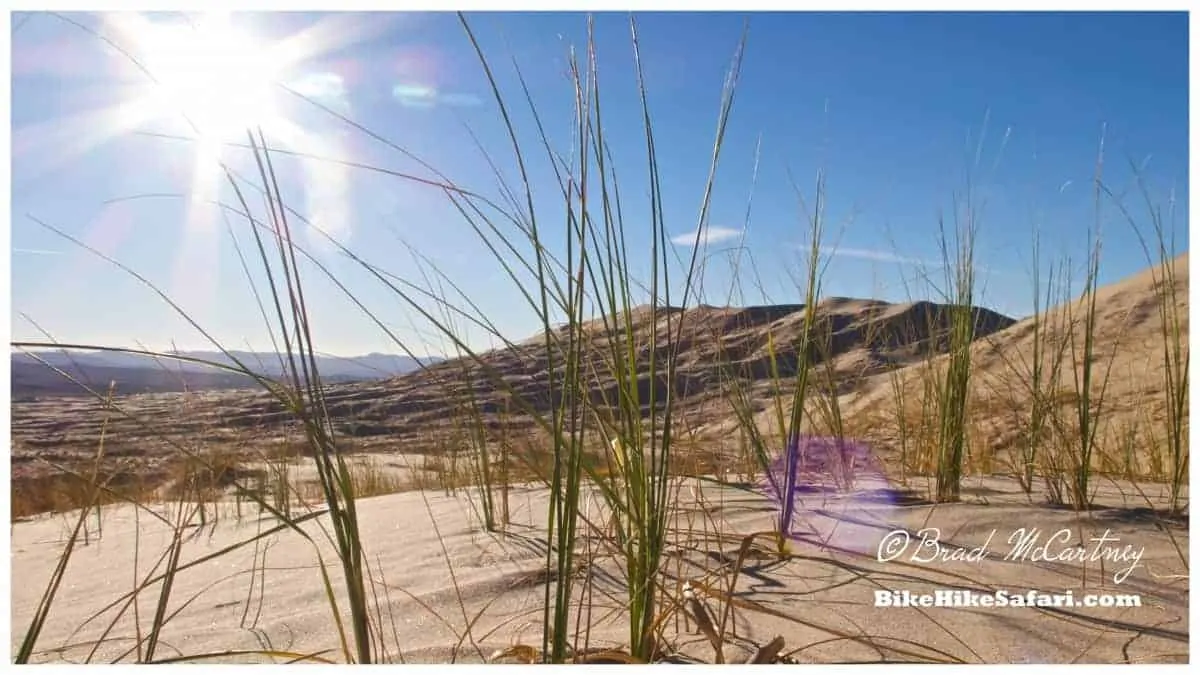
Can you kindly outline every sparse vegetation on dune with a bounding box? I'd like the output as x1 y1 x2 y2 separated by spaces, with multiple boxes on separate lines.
11 12 1189 666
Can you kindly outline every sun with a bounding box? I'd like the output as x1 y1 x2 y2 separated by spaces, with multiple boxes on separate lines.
124 13 292 149
102 13 314 321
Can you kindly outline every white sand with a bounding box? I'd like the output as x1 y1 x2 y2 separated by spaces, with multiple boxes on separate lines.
11 476 1188 664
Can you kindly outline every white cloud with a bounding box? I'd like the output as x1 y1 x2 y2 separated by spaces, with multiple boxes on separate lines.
670 226 743 246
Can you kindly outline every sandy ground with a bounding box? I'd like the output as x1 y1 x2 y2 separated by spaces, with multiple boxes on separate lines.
11 475 1188 664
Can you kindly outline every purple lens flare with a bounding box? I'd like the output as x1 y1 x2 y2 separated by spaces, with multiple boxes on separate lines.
762 435 900 555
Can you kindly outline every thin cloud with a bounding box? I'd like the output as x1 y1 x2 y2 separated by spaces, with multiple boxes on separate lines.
820 246 932 266
391 83 481 109
13 248 62 256
671 226 744 246
808 244 1013 279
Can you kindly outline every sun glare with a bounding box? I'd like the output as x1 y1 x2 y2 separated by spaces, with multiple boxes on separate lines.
128 13 289 148
107 13 313 321
72 11 367 304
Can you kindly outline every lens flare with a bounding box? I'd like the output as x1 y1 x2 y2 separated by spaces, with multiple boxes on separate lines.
763 435 903 556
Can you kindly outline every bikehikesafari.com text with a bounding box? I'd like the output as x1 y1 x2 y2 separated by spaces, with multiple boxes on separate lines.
876 589 1141 609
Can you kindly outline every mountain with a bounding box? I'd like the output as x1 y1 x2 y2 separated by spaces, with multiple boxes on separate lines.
13 254 1187 489
11 350 439 397
11 297 1017 478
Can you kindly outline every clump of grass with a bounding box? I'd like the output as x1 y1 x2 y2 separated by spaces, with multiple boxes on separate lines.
262 450 294 517
881 332 934 484
162 448 248 499
453 13 764 660
1014 231 1072 494
1061 134 1118 510
344 456 406 499
1106 161 1189 515
12 468 151 522
744 170 835 550
930 211 981 503
879 123 993 503
460 394 501 532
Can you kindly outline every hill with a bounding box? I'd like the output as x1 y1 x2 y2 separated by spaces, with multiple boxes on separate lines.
11 350 438 398
12 298 1015 481
838 253 1189 477
9 254 1188 493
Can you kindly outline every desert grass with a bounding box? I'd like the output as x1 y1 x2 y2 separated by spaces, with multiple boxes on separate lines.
1107 161 1190 515
11 11 1189 665
1013 230 1072 495
835 124 1188 519
12 467 155 523
1059 137 1117 509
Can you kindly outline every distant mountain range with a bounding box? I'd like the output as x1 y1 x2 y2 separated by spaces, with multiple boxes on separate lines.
12 349 440 397
11 254 1187 490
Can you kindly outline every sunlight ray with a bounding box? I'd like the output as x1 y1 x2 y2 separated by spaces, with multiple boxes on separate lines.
299 132 354 249
171 191 222 330
13 98 167 183
270 12 408 73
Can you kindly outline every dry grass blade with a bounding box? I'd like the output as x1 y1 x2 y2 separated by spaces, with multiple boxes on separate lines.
490 644 540 664
148 649 338 664
749 635 786 664
696 578 968 664
577 649 645 664
682 581 722 662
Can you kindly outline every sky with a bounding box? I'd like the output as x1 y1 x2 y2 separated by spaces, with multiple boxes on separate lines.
11 11 1190 357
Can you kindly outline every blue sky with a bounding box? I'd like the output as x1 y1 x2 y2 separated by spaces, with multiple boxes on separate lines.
11 11 1189 357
